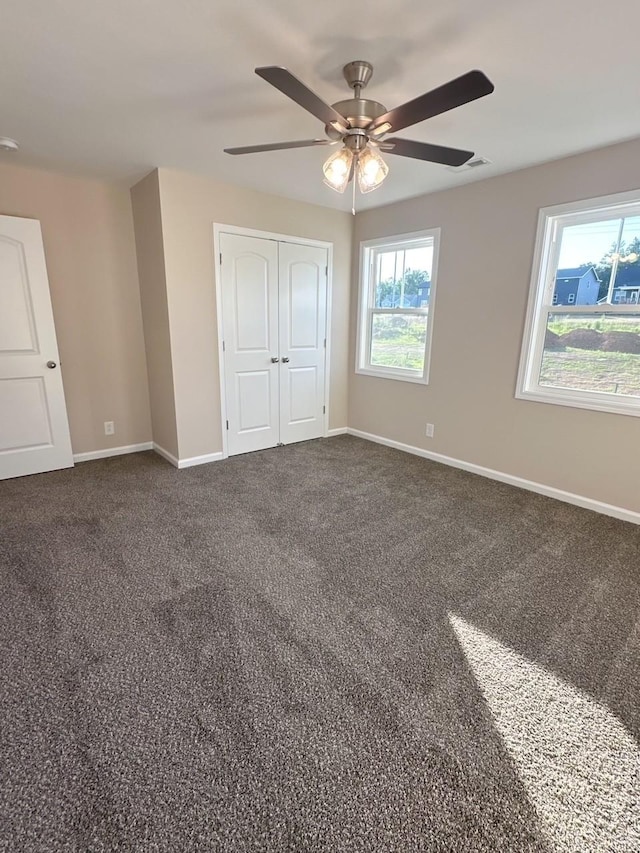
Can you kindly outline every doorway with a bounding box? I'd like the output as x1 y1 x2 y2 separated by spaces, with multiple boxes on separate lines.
216 229 330 457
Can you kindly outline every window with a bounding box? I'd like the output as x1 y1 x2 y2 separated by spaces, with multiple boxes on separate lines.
517 190 640 416
356 229 440 383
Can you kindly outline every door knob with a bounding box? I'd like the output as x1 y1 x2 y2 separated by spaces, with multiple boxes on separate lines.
46 360 57 369
271 357 280 363
282 357 290 363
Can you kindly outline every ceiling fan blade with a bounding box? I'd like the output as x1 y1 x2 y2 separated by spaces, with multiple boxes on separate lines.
225 139 336 155
368 70 494 134
255 66 348 130
384 138 474 167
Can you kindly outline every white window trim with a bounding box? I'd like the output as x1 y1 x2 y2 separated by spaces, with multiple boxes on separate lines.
516 189 640 418
356 228 440 384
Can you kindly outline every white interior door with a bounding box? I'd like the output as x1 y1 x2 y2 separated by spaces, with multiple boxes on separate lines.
220 232 329 457
220 233 280 456
0 215 73 480
278 242 327 446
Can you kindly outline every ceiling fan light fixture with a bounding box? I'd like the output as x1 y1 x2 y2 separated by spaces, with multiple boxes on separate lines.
356 147 389 193
322 147 353 193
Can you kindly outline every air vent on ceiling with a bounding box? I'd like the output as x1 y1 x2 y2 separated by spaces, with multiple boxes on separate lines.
447 155 492 173
0 137 19 152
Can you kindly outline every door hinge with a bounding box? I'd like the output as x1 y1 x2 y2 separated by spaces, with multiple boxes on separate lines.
323 338 327 348
226 420 229 430
222 340 225 352
323 405 326 414
325 266 328 277
219 252 222 265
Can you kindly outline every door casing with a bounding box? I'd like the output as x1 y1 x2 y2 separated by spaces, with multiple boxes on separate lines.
213 223 334 459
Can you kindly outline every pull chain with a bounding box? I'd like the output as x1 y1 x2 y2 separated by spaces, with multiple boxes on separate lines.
352 174 356 216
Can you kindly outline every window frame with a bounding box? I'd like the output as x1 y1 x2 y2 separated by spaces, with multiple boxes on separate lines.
516 189 640 418
356 228 441 384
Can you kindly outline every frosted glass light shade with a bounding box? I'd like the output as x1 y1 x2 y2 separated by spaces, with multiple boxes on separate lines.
357 147 389 193
323 148 353 193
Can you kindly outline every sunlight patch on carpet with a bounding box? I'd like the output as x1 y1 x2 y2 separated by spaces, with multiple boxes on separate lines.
448 612 640 853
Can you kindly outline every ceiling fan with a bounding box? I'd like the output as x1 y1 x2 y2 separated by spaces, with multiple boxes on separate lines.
224 61 494 194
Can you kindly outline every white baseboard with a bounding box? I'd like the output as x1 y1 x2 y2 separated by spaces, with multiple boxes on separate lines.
75 430 638 524
178 451 224 469
152 443 179 467
347 428 640 526
73 442 153 463
153 443 223 469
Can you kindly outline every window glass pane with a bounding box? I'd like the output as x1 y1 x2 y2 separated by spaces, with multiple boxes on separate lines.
540 313 640 397
615 216 640 305
374 244 433 308
370 313 428 371
554 215 640 307
555 219 620 306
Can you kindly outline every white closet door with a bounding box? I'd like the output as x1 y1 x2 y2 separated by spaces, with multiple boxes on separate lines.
220 233 280 456
0 215 73 480
278 242 327 446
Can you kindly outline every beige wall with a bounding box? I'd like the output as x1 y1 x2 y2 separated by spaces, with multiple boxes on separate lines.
351 137 640 514
14 135 627 509
155 168 353 460
130 171 178 457
0 162 151 454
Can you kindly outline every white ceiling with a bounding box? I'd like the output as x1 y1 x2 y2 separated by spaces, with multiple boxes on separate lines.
2 0 639 211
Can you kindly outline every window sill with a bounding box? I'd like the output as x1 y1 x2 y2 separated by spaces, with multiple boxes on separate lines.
356 366 429 385
516 387 640 417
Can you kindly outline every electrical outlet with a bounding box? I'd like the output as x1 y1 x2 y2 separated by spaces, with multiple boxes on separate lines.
104 421 115 436
426 423 435 438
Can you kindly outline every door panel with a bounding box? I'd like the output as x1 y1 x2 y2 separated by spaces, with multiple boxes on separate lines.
0 238 39 352
0 216 73 479
0 377 52 449
234 256 271 350
235 370 273 432
287 367 318 423
289 267 321 349
220 233 280 456
279 243 327 445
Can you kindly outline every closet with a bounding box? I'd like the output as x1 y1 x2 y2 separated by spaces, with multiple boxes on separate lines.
219 231 329 456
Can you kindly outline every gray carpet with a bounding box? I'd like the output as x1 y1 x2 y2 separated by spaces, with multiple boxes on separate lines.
0 436 638 852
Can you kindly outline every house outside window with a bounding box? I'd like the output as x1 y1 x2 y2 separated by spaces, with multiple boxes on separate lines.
356 229 440 383
517 190 640 416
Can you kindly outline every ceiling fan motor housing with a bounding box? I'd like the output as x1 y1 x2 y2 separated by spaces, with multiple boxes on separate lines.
328 98 386 130
325 61 387 140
